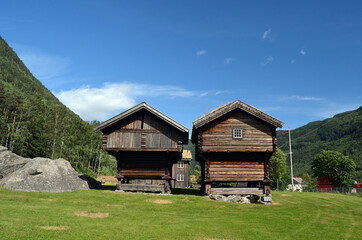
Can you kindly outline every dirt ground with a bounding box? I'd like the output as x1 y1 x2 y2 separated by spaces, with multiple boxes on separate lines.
96 175 117 185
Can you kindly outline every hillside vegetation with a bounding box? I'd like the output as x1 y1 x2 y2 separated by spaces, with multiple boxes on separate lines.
0 36 115 176
277 107 362 181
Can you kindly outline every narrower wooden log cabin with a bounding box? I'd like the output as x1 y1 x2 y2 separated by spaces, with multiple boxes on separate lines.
95 102 189 193
172 150 192 188
191 100 283 199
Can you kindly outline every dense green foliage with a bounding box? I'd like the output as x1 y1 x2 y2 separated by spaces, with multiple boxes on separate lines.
301 172 317 190
0 36 114 177
0 187 361 239
183 140 197 171
269 149 290 190
312 150 356 187
277 107 362 181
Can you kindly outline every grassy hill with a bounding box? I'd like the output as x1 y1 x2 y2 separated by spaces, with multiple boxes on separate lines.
0 186 361 239
277 107 362 181
0 35 114 176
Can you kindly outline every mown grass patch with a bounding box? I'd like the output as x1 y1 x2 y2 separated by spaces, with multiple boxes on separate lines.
0 186 361 239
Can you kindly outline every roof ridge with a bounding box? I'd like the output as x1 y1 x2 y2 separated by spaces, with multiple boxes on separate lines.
193 100 283 129
95 102 189 132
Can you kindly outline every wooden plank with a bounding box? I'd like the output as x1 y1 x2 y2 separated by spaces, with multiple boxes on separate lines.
210 188 263 195
209 170 264 175
104 147 179 152
209 176 264 181
120 184 165 193
209 165 264 168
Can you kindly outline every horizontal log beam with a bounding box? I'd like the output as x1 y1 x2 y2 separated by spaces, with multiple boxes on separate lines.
210 187 264 195
120 184 166 193
104 147 179 152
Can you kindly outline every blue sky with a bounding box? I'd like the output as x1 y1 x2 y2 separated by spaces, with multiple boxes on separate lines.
1 0 361 131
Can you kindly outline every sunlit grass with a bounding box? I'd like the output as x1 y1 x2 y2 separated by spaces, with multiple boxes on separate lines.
0 187 361 239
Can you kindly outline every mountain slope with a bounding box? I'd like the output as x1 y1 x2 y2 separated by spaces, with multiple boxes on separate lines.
277 107 362 180
0 36 108 175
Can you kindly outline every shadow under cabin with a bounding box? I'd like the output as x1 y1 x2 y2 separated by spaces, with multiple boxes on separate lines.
95 102 189 194
191 100 283 203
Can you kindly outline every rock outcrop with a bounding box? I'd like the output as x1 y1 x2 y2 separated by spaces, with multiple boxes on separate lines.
0 146 30 179
0 146 101 192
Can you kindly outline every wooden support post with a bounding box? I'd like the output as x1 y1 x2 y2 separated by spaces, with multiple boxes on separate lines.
205 183 211 195
116 157 124 190
164 180 171 194
264 152 271 195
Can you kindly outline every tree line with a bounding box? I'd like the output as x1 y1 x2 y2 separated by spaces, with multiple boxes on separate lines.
0 36 115 178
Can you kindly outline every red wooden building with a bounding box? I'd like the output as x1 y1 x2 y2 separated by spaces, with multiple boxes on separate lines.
95 102 189 193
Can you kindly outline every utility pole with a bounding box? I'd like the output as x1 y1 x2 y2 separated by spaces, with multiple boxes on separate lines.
288 129 294 191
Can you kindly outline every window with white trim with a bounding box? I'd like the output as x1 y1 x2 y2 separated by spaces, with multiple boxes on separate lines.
233 128 243 139
177 174 184 181
177 161 184 168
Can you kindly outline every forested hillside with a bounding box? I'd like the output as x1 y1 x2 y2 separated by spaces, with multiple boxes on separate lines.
277 107 362 181
0 36 115 176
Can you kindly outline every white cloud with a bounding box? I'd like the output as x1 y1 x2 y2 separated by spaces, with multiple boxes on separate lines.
19 51 70 80
55 83 210 121
196 50 206 56
300 49 306 55
224 58 234 64
262 29 272 40
318 105 360 118
261 56 274 66
288 95 323 101
291 59 296 64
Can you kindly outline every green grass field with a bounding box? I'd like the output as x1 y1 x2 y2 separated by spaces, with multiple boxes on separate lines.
0 187 361 240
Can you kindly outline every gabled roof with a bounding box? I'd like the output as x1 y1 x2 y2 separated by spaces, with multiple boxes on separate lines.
95 102 189 133
182 150 192 160
193 100 284 130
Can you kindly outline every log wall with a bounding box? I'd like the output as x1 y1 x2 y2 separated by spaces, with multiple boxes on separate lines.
113 151 178 179
200 110 275 152
206 153 265 182
103 111 183 151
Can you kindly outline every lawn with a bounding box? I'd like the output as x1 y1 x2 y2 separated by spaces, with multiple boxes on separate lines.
0 187 361 240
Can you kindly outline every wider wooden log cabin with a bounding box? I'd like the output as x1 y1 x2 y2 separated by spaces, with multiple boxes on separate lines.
95 102 189 193
191 100 283 201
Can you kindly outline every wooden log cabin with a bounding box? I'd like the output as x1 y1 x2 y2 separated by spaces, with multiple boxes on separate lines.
172 150 192 188
95 102 189 193
191 100 283 200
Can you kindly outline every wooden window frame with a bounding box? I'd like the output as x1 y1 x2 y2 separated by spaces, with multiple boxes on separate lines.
177 174 184 181
177 161 184 168
232 128 243 139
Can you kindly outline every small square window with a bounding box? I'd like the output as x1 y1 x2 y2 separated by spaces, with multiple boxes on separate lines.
233 128 243 139
177 161 184 168
177 174 184 181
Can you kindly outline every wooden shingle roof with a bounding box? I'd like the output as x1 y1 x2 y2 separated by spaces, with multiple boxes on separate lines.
95 102 189 133
193 100 283 130
182 150 192 161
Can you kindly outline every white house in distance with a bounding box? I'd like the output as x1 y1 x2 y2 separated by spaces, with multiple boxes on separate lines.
287 177 304 192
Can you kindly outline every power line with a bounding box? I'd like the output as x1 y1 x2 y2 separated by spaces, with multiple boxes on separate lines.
278 119 331 149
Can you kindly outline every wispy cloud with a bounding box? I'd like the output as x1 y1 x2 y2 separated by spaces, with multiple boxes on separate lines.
300 49 306 56
261 56 274 66
318 104 360 118
224 58 234 64
55 83 212 121
19 51 70 80
287 95 323 101
291 59 296 64
262 28 272 40
196 50 206 56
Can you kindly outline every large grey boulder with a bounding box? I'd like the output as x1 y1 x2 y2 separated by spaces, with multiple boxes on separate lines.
0 146 30 179
0 146 101 192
